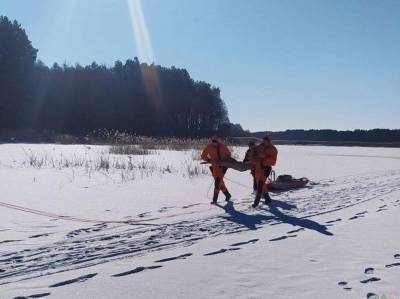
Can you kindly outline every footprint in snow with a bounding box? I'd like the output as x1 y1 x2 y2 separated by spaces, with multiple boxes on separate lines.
0 239 22 244
394 254 400 259
155 253 193 263
367 293 378 299
144 240 158 246
99 235 120 241
356 211 368 215
204 248 241 256
112 266 163 277
269 235 297 242
364 267 374 274
326 218 342 224
13 293 51 299
360 277 381 284
287 228 305 234
49 273 97 288
29 233 50 239
309 258 318 262
337 281 352 291
158 206 174 213
67 226 104 238
137 212 150 218
385 262 400 268
230 239 259 247
182 203 201 209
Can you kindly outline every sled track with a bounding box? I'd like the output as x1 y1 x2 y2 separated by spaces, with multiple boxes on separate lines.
1 169 400 285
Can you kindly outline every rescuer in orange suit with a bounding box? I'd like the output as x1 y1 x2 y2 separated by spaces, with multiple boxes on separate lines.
251 135 278 207
201 136 232 204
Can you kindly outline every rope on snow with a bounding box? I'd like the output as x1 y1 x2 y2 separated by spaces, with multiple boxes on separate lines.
0 201 161 226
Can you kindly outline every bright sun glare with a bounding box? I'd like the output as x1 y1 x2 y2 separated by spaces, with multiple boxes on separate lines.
127 0 155 64
126 0 164 112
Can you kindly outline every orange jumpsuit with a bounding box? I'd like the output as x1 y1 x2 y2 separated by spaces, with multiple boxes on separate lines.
201 142 231 194
251 143 278 195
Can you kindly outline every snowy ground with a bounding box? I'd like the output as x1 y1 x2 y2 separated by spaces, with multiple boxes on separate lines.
0 144 399 299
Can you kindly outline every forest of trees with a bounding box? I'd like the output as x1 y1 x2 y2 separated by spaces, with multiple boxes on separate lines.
253 129 400 143
1 16 398 144
0 16 246 138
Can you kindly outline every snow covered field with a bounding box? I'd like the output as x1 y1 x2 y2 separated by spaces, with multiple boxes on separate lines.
1 143 400 299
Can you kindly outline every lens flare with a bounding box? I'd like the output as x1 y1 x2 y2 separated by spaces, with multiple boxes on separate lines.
127 0 164 114
127 0 155 64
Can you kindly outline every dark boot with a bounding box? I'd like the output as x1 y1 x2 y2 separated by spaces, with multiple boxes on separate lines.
211 177 221 204
252 193 261 208
252 181 263 208
223 191 232 202
264 192 272 204
211 192 218 204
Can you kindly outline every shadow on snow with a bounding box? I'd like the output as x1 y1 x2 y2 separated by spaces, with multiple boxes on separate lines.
217 200 333 236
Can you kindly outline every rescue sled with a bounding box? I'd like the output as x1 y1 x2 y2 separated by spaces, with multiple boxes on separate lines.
200 160 309 191
268 172 309 191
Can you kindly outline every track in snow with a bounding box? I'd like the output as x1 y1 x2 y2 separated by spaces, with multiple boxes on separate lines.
1 169 400 285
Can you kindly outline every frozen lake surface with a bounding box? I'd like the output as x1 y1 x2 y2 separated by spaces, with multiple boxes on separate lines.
1 144 399 298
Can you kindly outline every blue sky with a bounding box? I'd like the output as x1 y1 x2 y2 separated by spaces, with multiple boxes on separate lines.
1 0 399 131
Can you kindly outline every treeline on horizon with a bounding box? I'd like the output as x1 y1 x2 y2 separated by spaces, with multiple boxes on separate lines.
1 16 399 144
0 16 247 138
253 129 400 143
